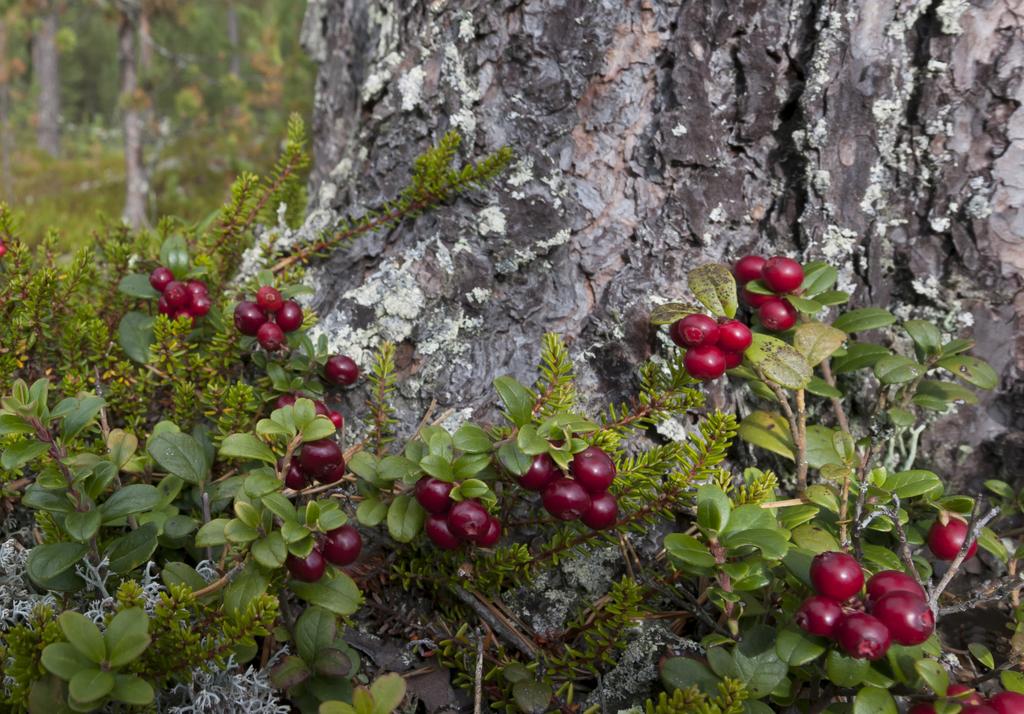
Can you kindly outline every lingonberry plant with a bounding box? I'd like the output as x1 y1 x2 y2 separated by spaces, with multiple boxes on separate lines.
1 112 1022 714
653 258 1023 713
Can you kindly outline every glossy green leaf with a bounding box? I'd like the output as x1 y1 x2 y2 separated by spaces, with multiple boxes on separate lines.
453 423 492 453
69 668 115 704
64 510 102 542
104 609 150 668
386 495 425 543
649 302 703 325
105 523 159 573
219 433 278 464
874 355 924 385
117 311 154 364
289 570 362 616
493 376 534 427
147 431 207 484
775 628 826 666
688 263 738 318
660 657 720 695
109 674 154 705
746 333 812 389
664 534 716 569
913 659 948 695
937 355 998 390
831 342 891 373
738 411 795 460
100 484 162 522
696 485 731 532
59 612 105 664
853 686 898 714
794 322 847 366
833 308 896 333
41 642 93 680
27 542 89 588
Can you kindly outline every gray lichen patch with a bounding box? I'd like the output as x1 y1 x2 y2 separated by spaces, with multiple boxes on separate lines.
583 621 701 711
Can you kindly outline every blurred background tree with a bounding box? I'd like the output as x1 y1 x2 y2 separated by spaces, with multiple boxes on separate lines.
0 0 312 243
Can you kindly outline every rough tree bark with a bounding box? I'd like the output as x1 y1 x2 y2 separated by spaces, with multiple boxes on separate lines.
298 0 1024 489
32 0 60 158
118 3 147 229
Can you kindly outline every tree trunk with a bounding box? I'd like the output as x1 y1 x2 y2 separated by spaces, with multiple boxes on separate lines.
299 0 1024 486
227 0 241 78
32 2 60 158
0 14 12 199
118 7 147 229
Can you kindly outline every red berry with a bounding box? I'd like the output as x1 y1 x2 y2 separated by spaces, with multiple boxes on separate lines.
256 285 283 313
866 570 926 604
447 500 489 541
284 463 307 490
276 300 303 332
670 314 720 348
810 551 864 601
257 321 285 351
317 461 346 485
286 548 326 582
157 295 173 316
313 400 330 417
299 439 343 479
928 518 977 561
189 293 212 317
415 478 455 514
329 411 344 429
0 241 7 257
734 255 767 284
569 446 616 494
683 345 727 381
716 319 752 352
274 394 297 410
425 514 461 550
234 301 267 336
185 280 208 300
519 453 561 491
164 281 190 310
722 350 743 369
834 612 891 660
759 298 797 331
742 287 776 307
173 309 194 326
475 517 501 547
948 685 985 706
989 691 1024 714
325 355 360 386
794 595 843 637
542 478 591 520
581 493 618 530
322 524 362 566
961 707 999 714
149 267 174 292
908 704 937 714
761 256 805 293
872 592 934 645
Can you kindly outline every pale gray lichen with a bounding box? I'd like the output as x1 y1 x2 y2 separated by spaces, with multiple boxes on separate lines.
936 0 969 34
583 621 701 710
466 286 492 304
670 123 688 137
494 229 572 274
476 205 507 236
397 65 426 111
158 656 290 714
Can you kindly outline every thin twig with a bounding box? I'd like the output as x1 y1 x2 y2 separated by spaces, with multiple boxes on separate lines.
763 376 807 493
929 502 1000 611
451 585 538 659
851 443 879 558
192 561 245 598
939 574 1024 615
473 634 484 714
882 496 925 589
819 358 850 434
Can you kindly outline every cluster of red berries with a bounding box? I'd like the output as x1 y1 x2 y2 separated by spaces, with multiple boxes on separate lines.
518 446 619 530
415 479 501 550
911 686 1024 714
928 517 978 560
795 552 935 660
734 255 803 332
234 285 304 351
285 523 362 582
149 266 211 324
669 314 752 381
283 434 346 489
